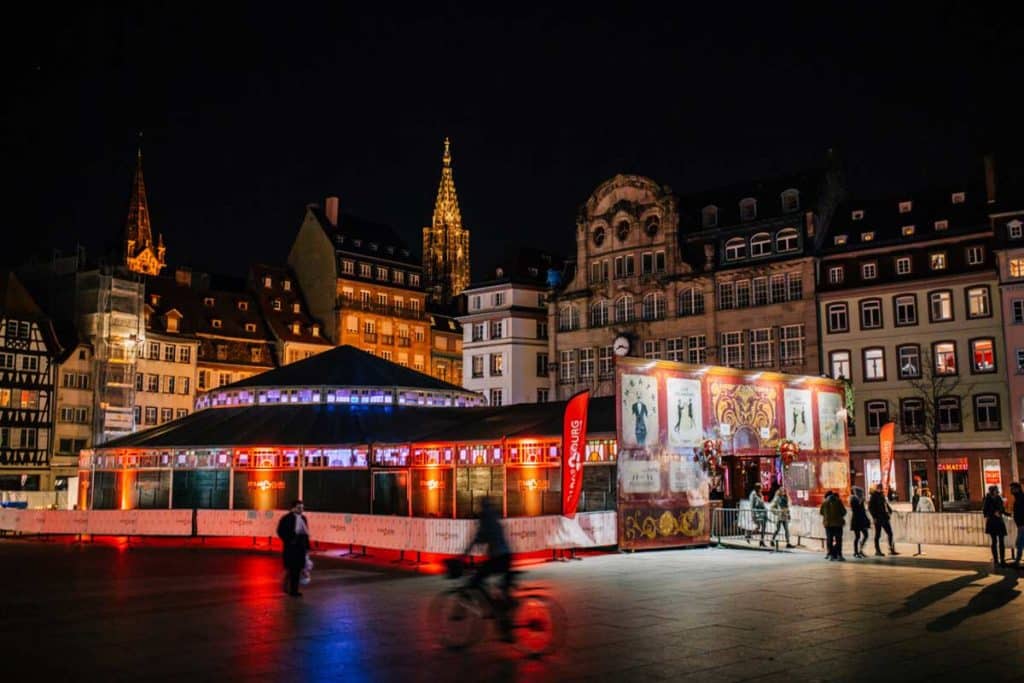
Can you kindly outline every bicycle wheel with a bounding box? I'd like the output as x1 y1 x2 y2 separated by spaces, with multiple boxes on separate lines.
510 593 566 657
429 588 486 650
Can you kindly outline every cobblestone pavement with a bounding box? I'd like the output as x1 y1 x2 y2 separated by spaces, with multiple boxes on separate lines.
2 538 1024 682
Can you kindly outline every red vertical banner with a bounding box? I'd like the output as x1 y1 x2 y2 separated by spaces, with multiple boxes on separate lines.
879 422 895 494
562 390 589 519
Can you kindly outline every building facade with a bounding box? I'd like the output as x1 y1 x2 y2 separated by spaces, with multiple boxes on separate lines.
459 251 556 406
819 189 1011 509
52 341 94 487
549 169 838 403
135 302 200 428
422 138 470 306
249 265 332 366
428 313 463 386
1 272 60 491
992 182 1024 482
289 197 432 372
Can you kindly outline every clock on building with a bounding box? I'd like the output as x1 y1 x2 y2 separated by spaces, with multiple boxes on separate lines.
613 335 631 356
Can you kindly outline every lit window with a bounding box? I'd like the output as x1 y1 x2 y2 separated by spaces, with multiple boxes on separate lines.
283 280 291 291
262 276 272 288
901 225 915 236
933 342 957 375
967 287 990 318
899 201 912 213
863 348 885 381
1010 259 1024 277
203 297 214 307
212 319 222 329
861 232 875 242
971 339 995 373
934 220 948 231
898 345 920 379
951 192 965 204
834 235 848 246
929 291 953 321
272 299 282 311
245 323 256 333
292 303 301 314
830 350 851 380
930 252 947 270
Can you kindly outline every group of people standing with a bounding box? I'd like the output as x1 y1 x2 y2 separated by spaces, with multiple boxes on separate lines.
745 482 795 548
830 485 900 560
983 483 1024 567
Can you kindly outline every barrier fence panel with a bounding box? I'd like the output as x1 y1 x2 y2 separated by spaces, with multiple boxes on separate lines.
197 509 281 537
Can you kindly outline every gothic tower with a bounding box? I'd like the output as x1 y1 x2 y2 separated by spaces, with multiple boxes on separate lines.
422 138 470 305
124 148 166 276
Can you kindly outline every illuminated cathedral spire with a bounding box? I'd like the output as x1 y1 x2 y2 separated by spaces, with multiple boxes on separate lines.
124 143 166 275
422 137 470 305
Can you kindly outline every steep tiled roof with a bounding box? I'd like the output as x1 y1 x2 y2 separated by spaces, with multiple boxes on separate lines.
309 205 420 268
248 264 331 347
144 275 274 343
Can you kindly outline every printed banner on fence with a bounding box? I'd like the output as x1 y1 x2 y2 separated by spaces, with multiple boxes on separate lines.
562 390 589 519
198 509 281 537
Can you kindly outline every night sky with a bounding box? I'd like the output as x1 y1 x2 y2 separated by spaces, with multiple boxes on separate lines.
3 4 1020 281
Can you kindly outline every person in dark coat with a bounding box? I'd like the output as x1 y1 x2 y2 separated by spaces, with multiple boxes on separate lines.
849 487 871 558
819 491 847 561
868 485 899 556
983 485 1008 567
1011 483 1024 566
276 500 311 597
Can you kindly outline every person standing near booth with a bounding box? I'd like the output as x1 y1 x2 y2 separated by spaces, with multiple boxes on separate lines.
868 485 899 557
849 487 871 558
983 485 1009 567
277 500 311 597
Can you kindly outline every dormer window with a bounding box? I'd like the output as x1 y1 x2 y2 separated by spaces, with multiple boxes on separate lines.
781 189 800 212
952 192 965 204
851 210 864 221
724 237 747 261
861 262 877 280
369 242 379 251
899 201 913 214
702 206 718 228
1009 220 1023 239
934 220 949 231
739 198 757 222
272 299 282 311
311 325 320 337
861 232 875 242
262 276 272 288
292 303 301 314
834 235 848 246
387 246 395 255
353 239 362 247
283 280 291 291
211 319 223 329
290 322 301 335
150 294 161 306
401 249 410 257
901 225 915 236
244 323 256 333
166 317 179 333
237 301 248 311
203 297 215 307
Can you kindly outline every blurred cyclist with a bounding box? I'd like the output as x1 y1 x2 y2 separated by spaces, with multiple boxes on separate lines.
464 497 514 640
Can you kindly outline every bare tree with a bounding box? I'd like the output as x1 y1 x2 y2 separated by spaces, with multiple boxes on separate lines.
901 351 971 512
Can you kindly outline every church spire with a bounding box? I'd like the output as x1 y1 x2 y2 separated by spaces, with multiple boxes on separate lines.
422 137 470 305
124 141 166 275
432 137 463 229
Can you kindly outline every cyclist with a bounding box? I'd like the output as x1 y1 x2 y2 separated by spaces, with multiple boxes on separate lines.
464 497 514 640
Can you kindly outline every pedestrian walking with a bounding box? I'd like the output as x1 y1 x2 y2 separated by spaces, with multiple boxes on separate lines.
746 482 768 547
276 499 311 597
850 487 871 558
916 488 936 513
868 484 900 556
819 490 847 560
983 485 1009 567
912 486 921 512
1010 482 1024 566
770 486 795 548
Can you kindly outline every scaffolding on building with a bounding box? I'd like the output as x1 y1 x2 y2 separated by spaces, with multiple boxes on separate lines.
75 269 145 446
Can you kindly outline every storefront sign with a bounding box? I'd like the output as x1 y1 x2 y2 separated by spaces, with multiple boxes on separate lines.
561 390 589 519
983 459 1003 492
938 458 969 472
879 422 895 493
247 480 285 491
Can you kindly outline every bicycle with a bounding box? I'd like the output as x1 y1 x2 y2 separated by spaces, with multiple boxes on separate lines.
428 558 567 657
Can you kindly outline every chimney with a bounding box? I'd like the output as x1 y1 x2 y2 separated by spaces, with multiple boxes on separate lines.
984 154 997 204
175 266 192 287
324 196 340 227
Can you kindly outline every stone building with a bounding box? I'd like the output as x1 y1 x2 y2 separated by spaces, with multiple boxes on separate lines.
428 312 463 386
422 138 470 306
819 184 1010 509
124 149 166 276
52 338 94 488
548 166 840 402
248 264 332 366
289 197 431 373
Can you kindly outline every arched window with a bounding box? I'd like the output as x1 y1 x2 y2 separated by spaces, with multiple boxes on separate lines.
678 288 705 317
781 189 800 212
702 205 718 228
724 237 746 261
615 295 634 323
558 305 580 331
749 232 772 257
775 227 799 252
590 300 609 327
642 293 666 321
740 198 757 221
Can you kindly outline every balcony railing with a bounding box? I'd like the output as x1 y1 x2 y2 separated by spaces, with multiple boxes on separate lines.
364 332 378 343
339 298 426 321
381 334 395 346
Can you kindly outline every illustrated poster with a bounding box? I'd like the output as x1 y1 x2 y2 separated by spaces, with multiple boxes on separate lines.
667 377 703 447
620 373 658 449
783 388 814 450
817 390 846 451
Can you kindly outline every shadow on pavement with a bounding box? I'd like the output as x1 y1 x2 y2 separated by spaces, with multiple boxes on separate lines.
888 569 988 618
925 573 1020 632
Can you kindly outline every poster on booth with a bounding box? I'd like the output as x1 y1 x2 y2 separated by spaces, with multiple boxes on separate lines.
616 358 710 551
983 459 1003 495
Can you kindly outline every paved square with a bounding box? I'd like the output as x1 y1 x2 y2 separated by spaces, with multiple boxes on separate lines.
1 539 1021 682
